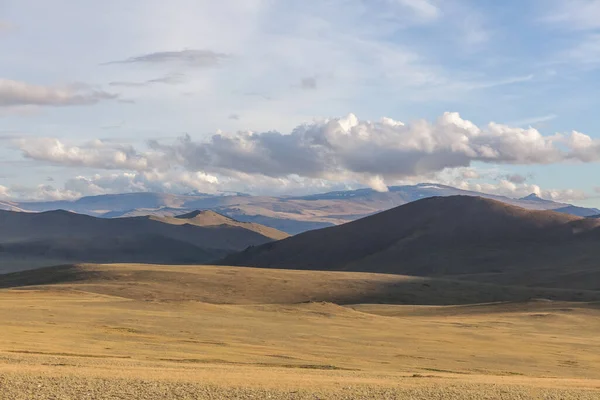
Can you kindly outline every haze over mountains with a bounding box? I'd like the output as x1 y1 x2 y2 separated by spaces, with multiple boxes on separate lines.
2 184 598 234
222 196 600 291
0 210 286 273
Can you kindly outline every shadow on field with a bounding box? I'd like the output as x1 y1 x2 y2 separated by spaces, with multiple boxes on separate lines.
2 264 600 306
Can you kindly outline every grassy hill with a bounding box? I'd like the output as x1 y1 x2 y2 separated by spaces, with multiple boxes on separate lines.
221 196 600 290
148 210 289 240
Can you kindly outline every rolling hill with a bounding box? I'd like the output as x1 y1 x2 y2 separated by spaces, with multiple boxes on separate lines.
3 263 600 305
0 209 286 273
148 210 289 240
221 196 600 290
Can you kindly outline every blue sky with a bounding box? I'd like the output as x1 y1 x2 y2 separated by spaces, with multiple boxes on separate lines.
1 0 599 206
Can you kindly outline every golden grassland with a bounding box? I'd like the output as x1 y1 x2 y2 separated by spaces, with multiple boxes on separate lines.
1 264 599 399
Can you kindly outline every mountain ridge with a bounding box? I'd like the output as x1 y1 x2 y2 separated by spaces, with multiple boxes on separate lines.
221 196 600 290
3 184 598 234
0 209 286 273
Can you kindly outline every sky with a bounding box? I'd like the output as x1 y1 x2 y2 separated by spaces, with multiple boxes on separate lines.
1 0 600 206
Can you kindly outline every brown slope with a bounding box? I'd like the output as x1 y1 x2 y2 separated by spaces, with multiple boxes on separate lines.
0 209 282 271
220 196 600 290
148 210 289 240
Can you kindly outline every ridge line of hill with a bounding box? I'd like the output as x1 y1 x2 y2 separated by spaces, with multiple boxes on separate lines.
220 196 600 291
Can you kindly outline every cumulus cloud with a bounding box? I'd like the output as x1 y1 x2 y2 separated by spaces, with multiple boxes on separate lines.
0 185 9 199
146 112 600 191
12 112 600 193
460 168 480 179
565 130 600 161
365 175 389 192
7 184 80 201
64 170 219 196
455 179 587 204
15 138 158 171
0 79 117 107
105 49 229 67
60 170 353 199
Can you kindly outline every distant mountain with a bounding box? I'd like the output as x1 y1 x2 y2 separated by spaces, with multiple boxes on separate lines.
149 210 289 240
221 196 600 291
14 192 227 214
553 205 600 218
8 184 600 234
519 193 552 202
215 213 335 235
0 209 286 273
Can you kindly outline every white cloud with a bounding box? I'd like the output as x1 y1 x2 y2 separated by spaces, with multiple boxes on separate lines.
59 171 343 198
7 184 80 201
460 168 480 179
63 170 219 197
396 0 440 21
0 171 218 201
420 166 591 204
4 167 591 204
566 130 600 161
13 112 600 193
544 0 600 30
455 179 588 203
146 112 600 190
0 79 116 107
0 185 9 199
365 175 389 192
15 138 158 171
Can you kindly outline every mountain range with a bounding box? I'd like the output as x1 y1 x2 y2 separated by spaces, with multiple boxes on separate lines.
0 209 286 274
2 184 599 234
221 196 600 291
2 192 600 298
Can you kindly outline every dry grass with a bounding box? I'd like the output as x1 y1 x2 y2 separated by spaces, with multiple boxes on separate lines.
1 264 599 399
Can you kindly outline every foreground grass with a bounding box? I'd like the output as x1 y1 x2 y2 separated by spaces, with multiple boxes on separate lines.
1 264 599 399
3 373 600 400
